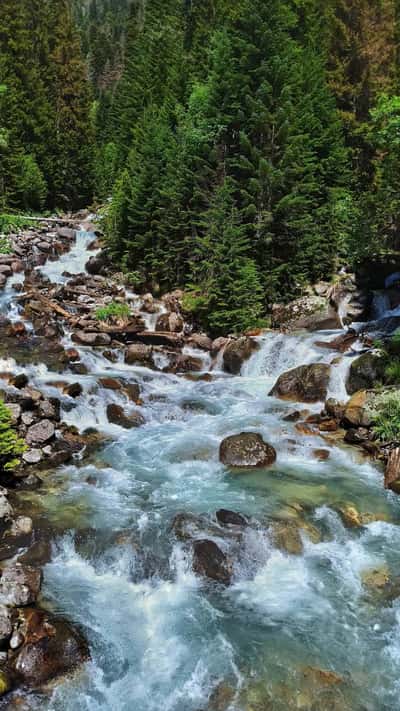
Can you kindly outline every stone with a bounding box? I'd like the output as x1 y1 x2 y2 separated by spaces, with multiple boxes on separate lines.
65 348 80 362
318 419 338 432
270 521 304 555
124 343 153 365
211 337 229 358
192 539 232 585
325 398 346 421
215 510 248 527
21 411 36 427
0 496 12 520
344 427 370 445
85 252 108 275
362 566 390 590
223 337 257 375
312 448 330 461
0 670 11 697
10 374 28 389
124 382 141 402
170 513 231 543
106 404 145 429
269 363 331 403
272 294 339 331
22 449 42 465
9 517 33 538
0 604 12 642
155 312 184 333
341 390 372 428
26 419 55 446
219 432 276 469
63 382 83 398
338 505 362 528
10 607 89 687
188 334 213 351
38 398 60 420
6 403 21 425
0 564 42 606
346 352 385 395
99 377 122 390
72 331 111 346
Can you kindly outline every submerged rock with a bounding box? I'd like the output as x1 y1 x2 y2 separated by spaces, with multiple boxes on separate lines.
219 432 276 469
106 403 145 429
192 539 232 585
9 607 89 687
269 363 331 403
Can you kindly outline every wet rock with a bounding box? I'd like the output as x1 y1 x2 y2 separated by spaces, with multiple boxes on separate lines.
325 398 346 421
72 331 111 346
102 349 119 363
0 565 41 606
318 419 338 432
314 330 357 353
10 374 28 390
170 513 232 542
85 252 108 275
22 449 42 465
344 427 370 445
283 410 302 422
63 382 83 398
25 419 55 447
215 510 248 527
124 382 140 402
362 565 390 591
0 265 12 278
8 322 27 338
19 388 43 410
155 312 183 333
0 275 7 290
9 607 89 687
270 521 304 555
346 352 385 395
65 348 80 362
223 337 257 375
0 670 11 696
219 433 276 469
385 447 400 494
106 404 145 429
192 539 232 585
169 354 203 373
338 505 363 528
188 334 213 351
211 337 229 358
125 343 153 365
269 363 331 403
18 540 52 567
312 448 330 461
99 377 122 391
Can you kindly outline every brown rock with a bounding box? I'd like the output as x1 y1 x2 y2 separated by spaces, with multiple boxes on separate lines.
312 449 330 461
10 607 89 687
99 377 122 390
188 334 213 351
192 540 232 585
342 390 372 428
124 382 141 402
269 363 331 403
72 331 111 346
319 419 338 432
219 432 276 469
125 343 153 365
65 348 80 362
223 337 257 375
106 404 145 429
63 382 83 398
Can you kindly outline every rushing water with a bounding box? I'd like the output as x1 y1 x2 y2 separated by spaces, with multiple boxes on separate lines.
3 232 400 711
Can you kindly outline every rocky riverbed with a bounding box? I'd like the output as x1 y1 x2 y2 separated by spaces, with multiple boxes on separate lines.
0 219 399 709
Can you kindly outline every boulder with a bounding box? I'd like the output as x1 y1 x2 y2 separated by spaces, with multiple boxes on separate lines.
9 607 89 687
341 390 372 428
38 398 60 421
170 513 232 543
272 295 339 331
270 521 304 555
269 363 331 403
346 352 385 395
155 312 183 333
0 564 41 606
124 382 141 402
10 374 28 390
72 331 111 346
22 449 43 465
63 382 83 398
106 404 145 429
192 539 232 585
6 404 21 425
124 343 153 365
211 337 229 358
99 377 122 391
26 419 55 446
85 252 108 275
219 432 276 469
222 337 257 375
188 334 213 351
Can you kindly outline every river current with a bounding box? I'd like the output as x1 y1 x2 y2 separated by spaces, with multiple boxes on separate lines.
2 231 400 711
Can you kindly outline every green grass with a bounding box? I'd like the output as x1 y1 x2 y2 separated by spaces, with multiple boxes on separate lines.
95 302 131 323
368 391 400 443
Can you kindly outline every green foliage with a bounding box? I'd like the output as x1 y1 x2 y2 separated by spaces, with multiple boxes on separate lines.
369 391 400 443
95 301 131 323
0 214 34 235
16 155 47 210
0 400 26 471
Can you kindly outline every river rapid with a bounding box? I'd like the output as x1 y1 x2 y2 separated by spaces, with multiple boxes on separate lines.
2 230 400 711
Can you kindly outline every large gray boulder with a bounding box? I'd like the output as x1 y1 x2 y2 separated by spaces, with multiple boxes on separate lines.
223 337 257 375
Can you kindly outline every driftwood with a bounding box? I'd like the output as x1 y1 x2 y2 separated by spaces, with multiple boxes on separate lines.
385 447 400 493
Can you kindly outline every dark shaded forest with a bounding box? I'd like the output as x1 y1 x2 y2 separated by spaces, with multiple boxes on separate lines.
1 0 400 333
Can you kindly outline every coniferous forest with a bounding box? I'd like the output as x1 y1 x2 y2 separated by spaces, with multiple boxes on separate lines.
1 0 400 334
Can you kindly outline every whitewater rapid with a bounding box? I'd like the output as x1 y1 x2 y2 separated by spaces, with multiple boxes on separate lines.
2 231 400 711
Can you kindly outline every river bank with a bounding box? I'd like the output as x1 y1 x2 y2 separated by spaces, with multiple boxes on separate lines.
0 220 399 709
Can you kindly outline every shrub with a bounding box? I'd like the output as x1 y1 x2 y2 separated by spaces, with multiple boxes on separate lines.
95 302 131 323
368 391 400 443
0 400 26 471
